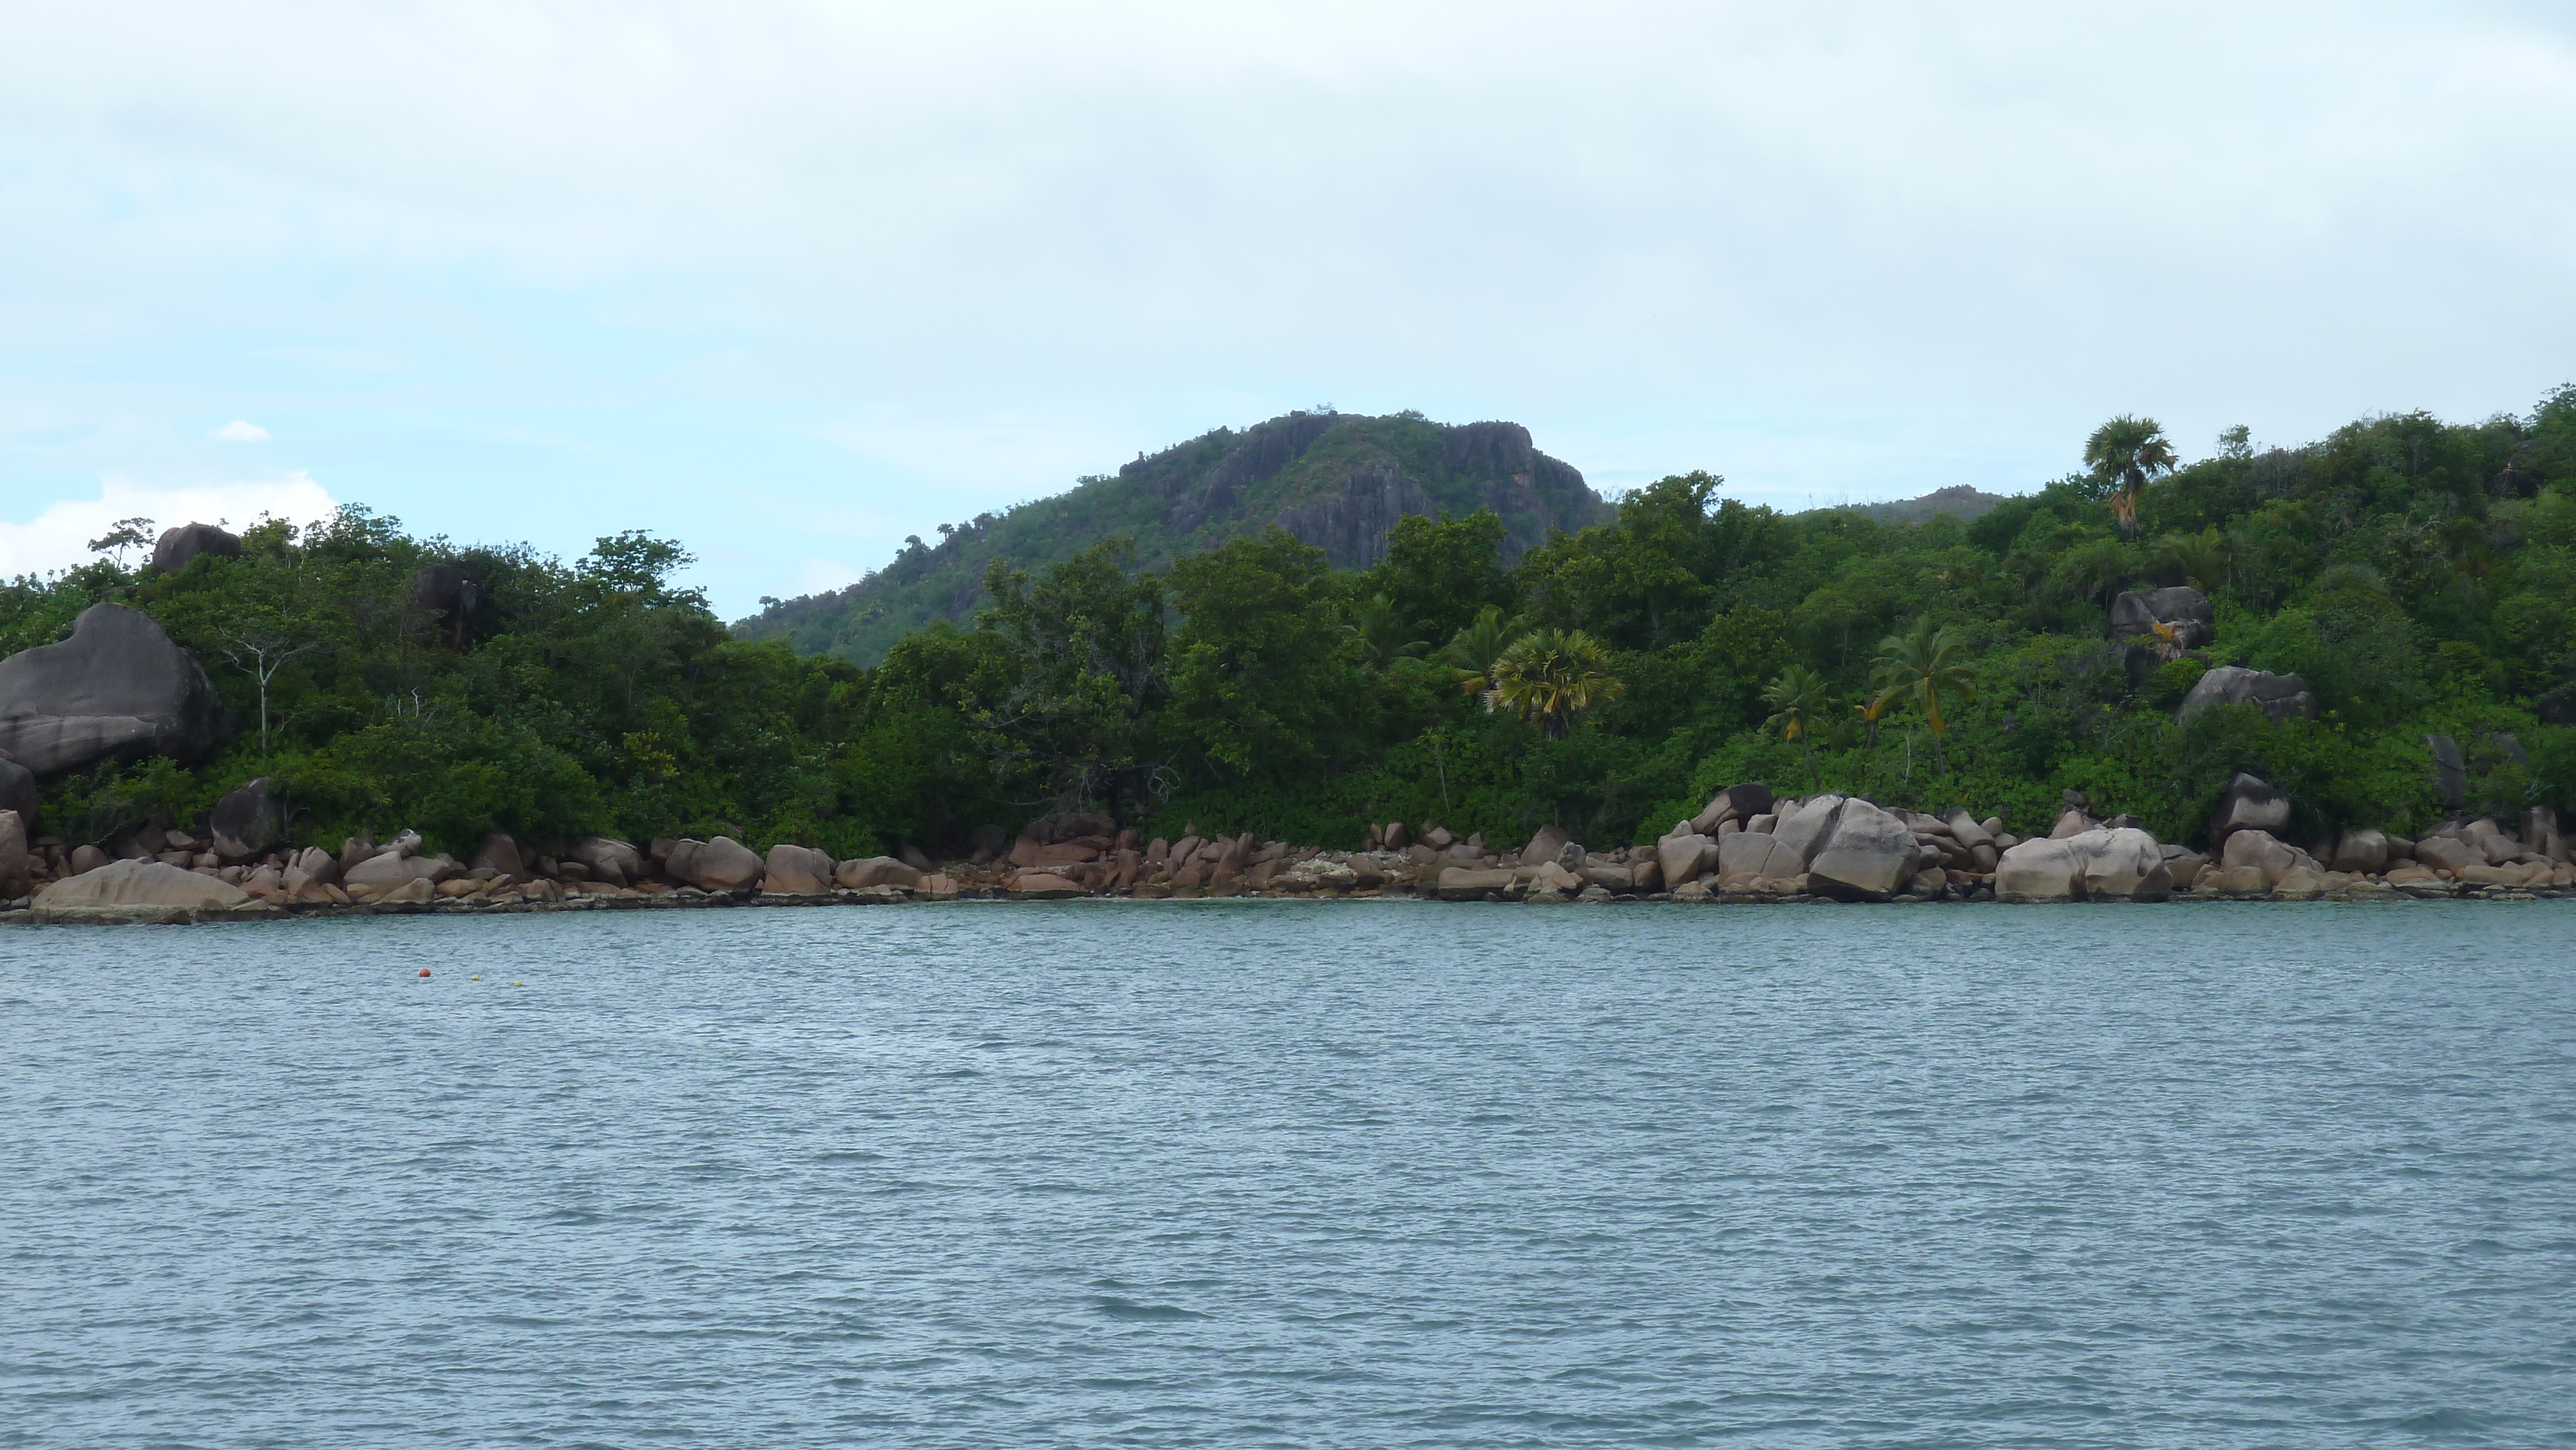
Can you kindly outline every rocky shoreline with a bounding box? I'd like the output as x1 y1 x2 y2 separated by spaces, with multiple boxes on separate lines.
5 774 2568 927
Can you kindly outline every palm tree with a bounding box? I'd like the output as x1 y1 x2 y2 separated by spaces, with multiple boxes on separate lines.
2153 527 2234 596
1482 628 1624 737
1761 664 1833 791
1869 616 1977 773
2084 415 2178 539
1438 606 1520 698
1348 592 1428 670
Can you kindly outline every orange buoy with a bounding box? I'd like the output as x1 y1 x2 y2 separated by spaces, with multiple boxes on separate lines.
418 968 431 977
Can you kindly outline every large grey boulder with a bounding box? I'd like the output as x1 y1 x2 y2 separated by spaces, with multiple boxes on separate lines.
667 836 764 892
1995 829 2170 901
760 843 835 894
1806 799 1920 901
345 849 463 892
2219 829 2312 887
209 777 284 860
2327 827 2388 875
34 856 252 921
836 855 923 890
2048 808 2099 839
283 845 340 899
2111 586 2215 648
0 749 35 826
471 833 525 876
149 522 242 575
1657 832 1714 889
1519 824 1571 868
2080 828 2173 901
1771 794 1848 866
1436 867 1517 900
2209 773 2291 845
1687 782 1773 834
573 836 643 885
1941 808 1994 851
1994 837 2084 901
1716 831 1803 881
2410 834 2477 874
2424 734 2467 811
0 604 224 777
0 808 30 898
2459 817 2520 866
2177 666 2316 724
412 563 479 648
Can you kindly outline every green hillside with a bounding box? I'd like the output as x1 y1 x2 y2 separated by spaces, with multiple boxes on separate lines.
734 410 1611 664
1835 485 2012 527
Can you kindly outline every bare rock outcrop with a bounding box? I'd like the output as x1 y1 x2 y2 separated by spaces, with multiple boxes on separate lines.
2177 666 2315 724
34 857 254 921
149 522 242 575
209 777 284 861
2209 773 2291 846
0 604 225 777
0 750 35 827
0 809 30 898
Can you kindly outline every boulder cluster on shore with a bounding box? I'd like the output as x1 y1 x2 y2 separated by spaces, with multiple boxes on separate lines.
5 771 2568 925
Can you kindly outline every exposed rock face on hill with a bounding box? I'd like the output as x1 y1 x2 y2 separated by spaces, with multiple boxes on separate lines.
0 603 224 777
735 410 1611 664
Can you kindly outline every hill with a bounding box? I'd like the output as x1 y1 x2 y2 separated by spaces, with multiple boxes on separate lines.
1826 484 2012 527
734 410 1612 663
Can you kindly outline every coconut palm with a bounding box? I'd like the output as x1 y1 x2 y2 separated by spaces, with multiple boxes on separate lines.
1761 663 1833 791
2084 415 2179 539
1481 628 1624 737
1438 606 1520 698
1868 616 1978 773
1347 592 1428 670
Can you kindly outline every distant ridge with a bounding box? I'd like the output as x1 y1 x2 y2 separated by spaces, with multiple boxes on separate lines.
1817 484 2011 527
735 410 1613 664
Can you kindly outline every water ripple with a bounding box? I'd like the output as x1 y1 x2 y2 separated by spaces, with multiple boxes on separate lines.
3 901 2572 1447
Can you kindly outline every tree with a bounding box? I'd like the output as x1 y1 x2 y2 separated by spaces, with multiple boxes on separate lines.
1868 616 1978 772
1761 664 1832 791
2084 415 2179 539
975 538 1168 814
215 621 325 752
1164 531 1360 784
1372 510 1508 644
1347 592 1429 670
86 516 156 570
1481 628 1624 738
1437 606 1520 698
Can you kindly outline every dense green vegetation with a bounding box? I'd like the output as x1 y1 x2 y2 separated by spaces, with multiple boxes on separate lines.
735 410 1609 665
9 392 2575 860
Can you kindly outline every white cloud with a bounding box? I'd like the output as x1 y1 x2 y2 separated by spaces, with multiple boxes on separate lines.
0 473 339 577
211 419 270 442
1 2 2571 616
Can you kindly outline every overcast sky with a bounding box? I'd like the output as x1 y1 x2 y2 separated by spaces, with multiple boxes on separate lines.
4 1 2572 616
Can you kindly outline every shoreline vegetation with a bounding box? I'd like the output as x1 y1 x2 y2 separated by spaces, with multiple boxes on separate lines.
5 396 2576 926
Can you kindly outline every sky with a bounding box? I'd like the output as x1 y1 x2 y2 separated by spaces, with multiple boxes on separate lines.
4 1 2573 617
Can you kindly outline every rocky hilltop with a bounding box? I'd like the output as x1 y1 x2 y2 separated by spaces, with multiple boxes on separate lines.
735 410 1612 664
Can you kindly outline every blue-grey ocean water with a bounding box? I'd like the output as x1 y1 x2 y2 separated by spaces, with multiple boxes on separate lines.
4 901 2572 1447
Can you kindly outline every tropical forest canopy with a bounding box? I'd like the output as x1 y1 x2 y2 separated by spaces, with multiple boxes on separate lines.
9 392 2576 859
